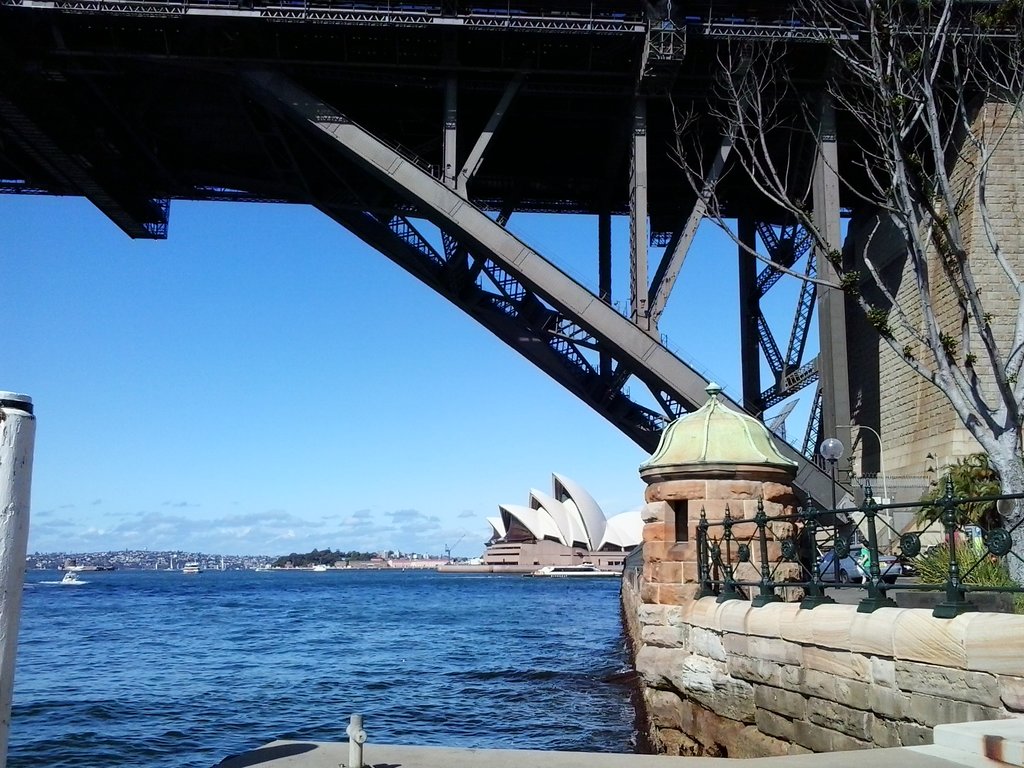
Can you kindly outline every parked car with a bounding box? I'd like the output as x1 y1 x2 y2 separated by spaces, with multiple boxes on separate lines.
817 549 902 584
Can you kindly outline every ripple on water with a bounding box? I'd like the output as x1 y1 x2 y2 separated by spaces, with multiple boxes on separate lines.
11 570 636 767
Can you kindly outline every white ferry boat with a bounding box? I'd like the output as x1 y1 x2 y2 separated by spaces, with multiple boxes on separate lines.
526 564 619 578
182 562 201 574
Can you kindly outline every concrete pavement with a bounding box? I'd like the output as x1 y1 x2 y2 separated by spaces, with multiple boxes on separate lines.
216 720 1023 768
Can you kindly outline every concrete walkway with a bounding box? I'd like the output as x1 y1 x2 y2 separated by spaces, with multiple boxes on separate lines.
216 720 1023 768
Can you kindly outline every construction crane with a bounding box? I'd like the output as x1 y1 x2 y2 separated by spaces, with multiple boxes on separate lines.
444 533 466 563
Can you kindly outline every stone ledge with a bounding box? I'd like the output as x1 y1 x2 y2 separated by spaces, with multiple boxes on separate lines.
932 718 1024 766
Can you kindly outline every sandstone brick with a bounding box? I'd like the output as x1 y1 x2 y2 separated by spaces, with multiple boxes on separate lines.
849 607 901 657
902 692 1005 728
999 675 1024 712
869 686 911 719
963 612 1024 676
683 596 718 629
642 501 671 525
658 583 701 606
728 655 784 686
642 625 687 648
665 655 756 724
792 719 872 753
895 660 1002 708
635 645 679 690
871 718 901 748
711 480 763 499
835 676 872 712
803 646 870 679
762 482 798 504
646 480 707 502
643 541 670 564
645 688 687 732
697 499 730 522
730 725 792 759
896 721 933 746
642 521 667 544
754 684 807 719
637 602 671 627
807 603 856 649
806 696 874 741
715 600 752 634
744 602 786 638
640 580 660 604
870 656 896 688
688 626 725 661
755 708 795 741
803 670 836 700
652 560 683 584
748 635 803 665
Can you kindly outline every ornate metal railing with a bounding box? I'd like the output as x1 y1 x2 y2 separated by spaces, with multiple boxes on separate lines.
695 478 1024 618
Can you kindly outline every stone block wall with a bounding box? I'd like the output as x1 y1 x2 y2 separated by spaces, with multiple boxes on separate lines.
622 573 1024 757
844 101 1024 484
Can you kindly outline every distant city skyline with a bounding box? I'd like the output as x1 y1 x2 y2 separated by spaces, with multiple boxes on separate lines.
5 196 806 556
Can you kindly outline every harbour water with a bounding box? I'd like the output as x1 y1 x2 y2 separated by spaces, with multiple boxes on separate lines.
11 569 637 767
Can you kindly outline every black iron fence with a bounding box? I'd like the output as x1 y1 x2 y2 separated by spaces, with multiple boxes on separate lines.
691 478 1024 618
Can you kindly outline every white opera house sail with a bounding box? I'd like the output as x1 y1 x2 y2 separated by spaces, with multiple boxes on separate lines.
482 473 643 571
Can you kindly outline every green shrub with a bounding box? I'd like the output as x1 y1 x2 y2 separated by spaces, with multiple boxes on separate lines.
915 541 1024 612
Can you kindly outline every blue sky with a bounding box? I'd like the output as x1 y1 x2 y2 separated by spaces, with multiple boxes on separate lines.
3 196 809 557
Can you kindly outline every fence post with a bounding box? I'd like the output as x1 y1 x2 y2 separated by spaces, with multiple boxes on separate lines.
0 393 35 768
716 506 742 602
933 477 977 618
696 508 715 598
800 505 834 609
752 499 780 607
857 485 897 613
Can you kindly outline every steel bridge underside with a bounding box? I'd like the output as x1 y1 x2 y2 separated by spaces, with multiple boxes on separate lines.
0 0 873 505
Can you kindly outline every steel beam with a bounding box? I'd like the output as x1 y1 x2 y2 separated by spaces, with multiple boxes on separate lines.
648 130 732 326
456 73 523 196
598 208 612 379
738 219 762 415
629 96 652 335
244 69 843 508
443 76 458 189
812 95 851 450
0 89 168 239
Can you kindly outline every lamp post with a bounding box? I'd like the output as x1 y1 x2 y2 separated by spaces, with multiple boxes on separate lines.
819 437 845 512
841 423 894 550
841 424 889 502
819 437 844 586
801 439 843 608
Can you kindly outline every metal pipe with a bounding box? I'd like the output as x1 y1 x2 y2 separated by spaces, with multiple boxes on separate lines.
0 393 36 768
347 713 367 768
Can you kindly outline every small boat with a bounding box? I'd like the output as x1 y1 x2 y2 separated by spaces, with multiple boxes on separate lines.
311 564 329 572
61 571 82 585
182 562 201 574
526 564 619 578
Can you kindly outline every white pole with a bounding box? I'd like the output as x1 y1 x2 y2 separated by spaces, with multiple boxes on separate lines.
0 393 35 768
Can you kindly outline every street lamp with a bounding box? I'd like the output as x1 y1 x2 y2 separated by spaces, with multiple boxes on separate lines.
841 424 889 502
819 437 845 512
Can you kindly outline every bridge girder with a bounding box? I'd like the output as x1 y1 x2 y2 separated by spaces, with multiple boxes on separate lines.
0 0 869 504
243 70 842 504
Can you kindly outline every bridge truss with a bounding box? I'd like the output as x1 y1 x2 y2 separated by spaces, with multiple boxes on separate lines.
0 0 875 505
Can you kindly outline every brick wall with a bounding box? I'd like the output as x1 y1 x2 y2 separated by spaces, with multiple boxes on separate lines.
845 101 1024 483
622 575 1024 757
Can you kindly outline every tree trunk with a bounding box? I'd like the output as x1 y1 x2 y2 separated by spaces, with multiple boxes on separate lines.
986 433 1024 585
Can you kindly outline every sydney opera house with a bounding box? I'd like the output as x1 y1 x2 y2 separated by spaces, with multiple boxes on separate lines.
480 473 643 571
